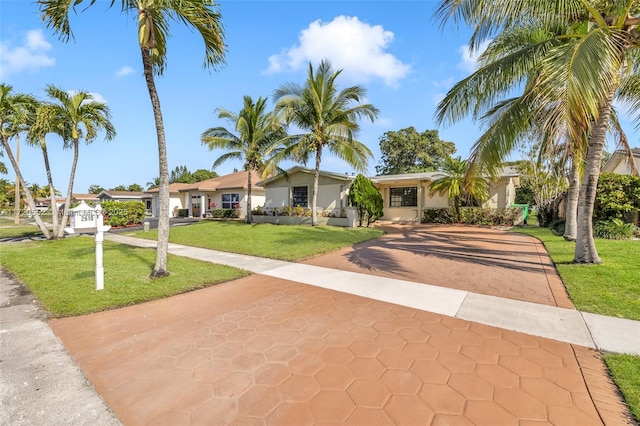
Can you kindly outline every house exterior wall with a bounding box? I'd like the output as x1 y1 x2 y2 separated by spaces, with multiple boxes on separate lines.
189 189 265 219
484 177 516 209
376 181 449 222
611 157 640 175
263 172 349 214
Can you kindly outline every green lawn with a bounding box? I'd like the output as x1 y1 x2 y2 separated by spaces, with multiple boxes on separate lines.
0 225 44 239
512 223 640 420
512 225 640 320
0 237 249 317
132 220 385 261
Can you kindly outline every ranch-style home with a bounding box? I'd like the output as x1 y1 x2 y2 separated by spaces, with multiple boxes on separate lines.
371 167 520 222
257 166 520 224
145 171 264 219
257 166 355 216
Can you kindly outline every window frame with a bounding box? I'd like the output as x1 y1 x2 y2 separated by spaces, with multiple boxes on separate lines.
221 193 240 209
291 185 309 208
389 186 418 207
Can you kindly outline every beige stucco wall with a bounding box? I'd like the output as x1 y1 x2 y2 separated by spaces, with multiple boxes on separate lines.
484 177 516 209
611 157 640 175
263 172 349 213
376 182 449 222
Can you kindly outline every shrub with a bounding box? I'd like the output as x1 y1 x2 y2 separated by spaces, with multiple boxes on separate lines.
209 208 239 219
422 207 518 226
550 219 566 235
177 208 189 218
593 219 635 240
293 205 305 217
251 205 265 216
101 201 146 227
595 172 640 220
348 174 383 226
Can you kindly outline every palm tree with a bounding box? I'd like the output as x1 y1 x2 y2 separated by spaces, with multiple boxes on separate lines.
38 0 226 277
202 95 286 223
434 0 640 263
44 85 116 238
273 60 379 225
0 84 51 237
428 157 488 220
146 177 160 190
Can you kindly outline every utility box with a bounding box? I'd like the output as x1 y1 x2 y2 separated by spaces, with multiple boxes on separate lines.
511 203 529 225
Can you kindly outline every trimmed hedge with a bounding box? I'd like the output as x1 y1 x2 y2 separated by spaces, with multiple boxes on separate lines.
101 200 146 227
209 208 240 219
422 207 519 226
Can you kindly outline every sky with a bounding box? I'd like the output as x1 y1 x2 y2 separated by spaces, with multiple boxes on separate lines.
2 0 638 194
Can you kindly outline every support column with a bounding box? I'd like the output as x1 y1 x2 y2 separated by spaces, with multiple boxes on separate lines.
188 193 193 217
95 231 104 291
200 193 206 218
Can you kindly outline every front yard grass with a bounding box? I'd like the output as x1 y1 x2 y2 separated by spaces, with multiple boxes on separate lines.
133 220 385 261
512 224 640 420
0 236 249 317
0 224 44 239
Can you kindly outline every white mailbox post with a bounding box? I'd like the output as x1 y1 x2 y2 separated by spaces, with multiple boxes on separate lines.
64 201 111 290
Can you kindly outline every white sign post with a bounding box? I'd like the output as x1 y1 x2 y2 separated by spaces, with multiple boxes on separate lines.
64 201 111 290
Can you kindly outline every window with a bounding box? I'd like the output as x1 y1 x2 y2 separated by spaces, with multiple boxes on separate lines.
292 186 308 207
222 193 240 209
390 187 417 207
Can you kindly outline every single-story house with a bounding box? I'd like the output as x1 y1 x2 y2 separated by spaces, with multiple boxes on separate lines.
257 166 355 216
371 167 520 222
602 148 640 176
34 193 99 211
258 166 520 224
145 171 265 219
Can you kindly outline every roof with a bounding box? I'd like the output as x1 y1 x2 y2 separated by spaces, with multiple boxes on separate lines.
602 147 640 175
97 190 149 199
258 166 356 186
145 182 193 194
370 167 519 184
73 193 100 201
178 171 263 192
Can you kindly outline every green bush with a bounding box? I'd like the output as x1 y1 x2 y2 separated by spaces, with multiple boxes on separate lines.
348 174 383 226
593 218 636 240
101 201 146 227
209 208 239 219
422 207 518 226
595 172 640 220
176 209 189 218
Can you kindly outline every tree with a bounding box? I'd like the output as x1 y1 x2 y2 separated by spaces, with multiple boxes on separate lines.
192 168 218 182
375 127 456 175
169 165 194 183
273 60 379 225
202 95 286 223
127 183 144 192
348 174 383 226
428 157 488 221
44 85 115 238
146 177 160 190
88 184 104 194
111 185 128 191
0 84 51 236
434 0 640 263
39 0 226 278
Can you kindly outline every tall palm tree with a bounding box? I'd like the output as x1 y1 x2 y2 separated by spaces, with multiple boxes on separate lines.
428 156 488 220
434 0 640 263
38 0 226 277
202 95 286 223
44 85 116 238
0 84 51 237
273 60 379 226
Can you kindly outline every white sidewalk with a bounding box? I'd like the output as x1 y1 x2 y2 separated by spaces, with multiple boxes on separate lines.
107 233 640 355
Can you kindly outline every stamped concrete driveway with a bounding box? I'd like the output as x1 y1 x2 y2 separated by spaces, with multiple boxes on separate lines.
304 225 573 308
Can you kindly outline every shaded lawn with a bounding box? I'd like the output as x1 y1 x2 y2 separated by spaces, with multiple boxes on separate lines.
605 354 640 422
0 236 249 317
511 225 640 321
0 225 44 239
133 220 385 261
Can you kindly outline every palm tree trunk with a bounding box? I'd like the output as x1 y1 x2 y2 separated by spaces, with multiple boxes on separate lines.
574 92 615 263
1 135 51 238
40 137 60 238
57 138 79 238
141 47 170 278
246 169 252 224
14 134 20 225
563 156 580 241
312 146 322 226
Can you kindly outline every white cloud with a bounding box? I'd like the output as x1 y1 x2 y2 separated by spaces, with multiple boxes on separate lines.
0 29 55 79
457 40 491 74
115 65 135 77
265 16 411 87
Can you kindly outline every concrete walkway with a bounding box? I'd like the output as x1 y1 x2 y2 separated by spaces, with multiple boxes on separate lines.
106 232 640 356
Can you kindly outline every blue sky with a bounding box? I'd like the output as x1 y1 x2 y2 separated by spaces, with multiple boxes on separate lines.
2 1 637 194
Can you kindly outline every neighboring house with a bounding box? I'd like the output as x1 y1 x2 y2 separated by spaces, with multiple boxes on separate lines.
145 171 264 219
371 167 520 223
97 190 152 215
602 148 640 176
35 193 99 211
257 166 354 216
